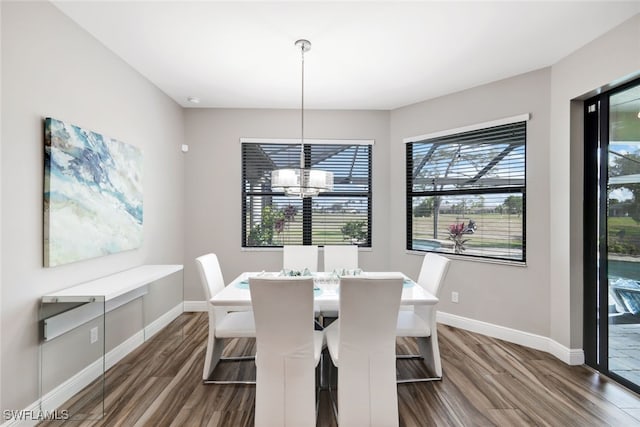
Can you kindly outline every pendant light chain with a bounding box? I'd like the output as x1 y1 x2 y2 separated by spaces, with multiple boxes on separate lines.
270 39 333 198
300 41 305 171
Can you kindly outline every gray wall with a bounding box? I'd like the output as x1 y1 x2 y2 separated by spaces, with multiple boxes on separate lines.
549 14 640 348
183 108 390 300
1 1 184 412
390 69 552 337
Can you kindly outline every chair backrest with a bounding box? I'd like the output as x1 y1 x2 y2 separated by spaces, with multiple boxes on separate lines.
283 245 318 272
416 253 451 297
323 245 358 272
337 275 403 427
195 253 226 300
249 276 316 427
338 275 403 357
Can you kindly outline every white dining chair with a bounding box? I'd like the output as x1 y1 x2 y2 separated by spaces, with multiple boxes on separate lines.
325 275 403 427
195 253 256 384
323 245 359 273
283 245 318 272
396 252 450 383
249 276 325 427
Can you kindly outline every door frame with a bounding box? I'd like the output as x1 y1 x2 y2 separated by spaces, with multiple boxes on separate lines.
584 77 640 393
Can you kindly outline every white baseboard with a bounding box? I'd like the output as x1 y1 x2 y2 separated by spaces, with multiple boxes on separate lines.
106 331 145 371
183 300 207 312
437 311 585 365
1 303 184 427
145 303 184 339
547 337 585 365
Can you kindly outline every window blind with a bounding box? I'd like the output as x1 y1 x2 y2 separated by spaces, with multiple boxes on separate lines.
242 141 372 248
406 121 526 262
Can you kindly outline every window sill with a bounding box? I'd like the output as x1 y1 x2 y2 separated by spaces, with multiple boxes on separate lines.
405 249 527 267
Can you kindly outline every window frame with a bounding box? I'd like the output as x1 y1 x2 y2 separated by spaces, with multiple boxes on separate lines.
405 114 529 263
241 138 373 249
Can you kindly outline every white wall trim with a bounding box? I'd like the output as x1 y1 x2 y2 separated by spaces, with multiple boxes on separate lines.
1 303 184 427
183 300 207 312
403 113 531 143
437 311 585 365
144 303 183 339
547 338 586 366
106 332 145 371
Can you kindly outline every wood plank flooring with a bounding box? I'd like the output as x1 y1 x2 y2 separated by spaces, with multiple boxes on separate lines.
39 312 640 426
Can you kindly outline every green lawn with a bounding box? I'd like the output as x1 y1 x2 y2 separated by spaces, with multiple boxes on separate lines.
608 216 640 255
250 213 368 245
249 210 527 251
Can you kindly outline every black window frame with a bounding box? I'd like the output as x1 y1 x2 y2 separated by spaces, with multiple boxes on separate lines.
241 139 373 248
406 118 527 263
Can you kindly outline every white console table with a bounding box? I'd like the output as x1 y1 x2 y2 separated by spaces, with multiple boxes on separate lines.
39 264 184 419
41 264 184 341
42 264 183 302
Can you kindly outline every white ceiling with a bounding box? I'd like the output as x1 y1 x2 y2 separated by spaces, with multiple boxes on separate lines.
52 1 640 110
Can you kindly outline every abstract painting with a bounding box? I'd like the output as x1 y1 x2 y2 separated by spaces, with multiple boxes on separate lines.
44 118 143 267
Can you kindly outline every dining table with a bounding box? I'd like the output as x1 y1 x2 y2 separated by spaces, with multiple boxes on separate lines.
209 271 439 309
208 270 441 392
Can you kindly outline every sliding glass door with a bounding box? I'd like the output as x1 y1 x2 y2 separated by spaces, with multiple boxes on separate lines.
585 78 640 391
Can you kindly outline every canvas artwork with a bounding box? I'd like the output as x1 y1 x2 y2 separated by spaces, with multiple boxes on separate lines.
44 117 143 267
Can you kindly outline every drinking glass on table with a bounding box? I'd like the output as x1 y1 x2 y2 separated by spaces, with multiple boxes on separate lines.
326 271 340 294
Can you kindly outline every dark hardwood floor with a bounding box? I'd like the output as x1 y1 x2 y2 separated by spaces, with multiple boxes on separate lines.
40 312 640 426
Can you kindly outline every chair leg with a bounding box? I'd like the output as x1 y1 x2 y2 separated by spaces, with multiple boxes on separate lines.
319 347 332 390
315 355 322 420
396 374 441 384
418 333 442 377
203 333 224 381
204 378 256 385
203 336 256 385
203 356 257 385
396 335 443 384
325 359 339 424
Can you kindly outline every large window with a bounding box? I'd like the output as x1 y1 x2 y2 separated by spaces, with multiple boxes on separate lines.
406 116 528 262
242 139 372 248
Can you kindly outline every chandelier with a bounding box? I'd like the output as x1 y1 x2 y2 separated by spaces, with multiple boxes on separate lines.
271 39 333 198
